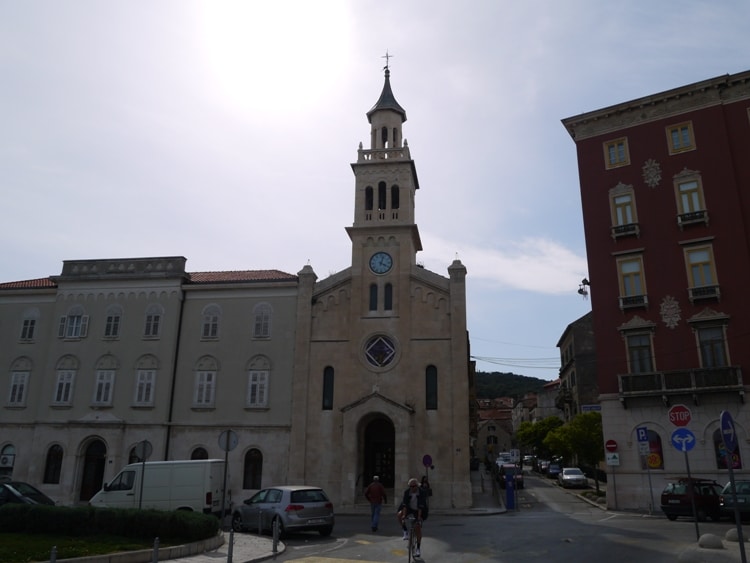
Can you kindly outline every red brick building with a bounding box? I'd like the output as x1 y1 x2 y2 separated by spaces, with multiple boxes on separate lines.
562 71 750 511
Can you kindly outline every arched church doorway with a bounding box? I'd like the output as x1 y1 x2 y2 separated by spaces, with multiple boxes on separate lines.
79 439 106 501
363 417 395 487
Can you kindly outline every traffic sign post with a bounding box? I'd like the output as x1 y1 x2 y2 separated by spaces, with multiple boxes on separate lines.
604 438 619 510
668 404 692 427
636 426 654 514
720 411 747 563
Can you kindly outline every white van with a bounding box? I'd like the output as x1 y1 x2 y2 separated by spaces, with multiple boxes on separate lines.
89 459 225 516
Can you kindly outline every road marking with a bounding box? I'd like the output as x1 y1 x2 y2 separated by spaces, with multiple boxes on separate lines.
281 558 386 562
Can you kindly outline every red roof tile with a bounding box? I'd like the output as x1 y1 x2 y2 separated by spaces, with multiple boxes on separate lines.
0 277 57 290
188 270 297 284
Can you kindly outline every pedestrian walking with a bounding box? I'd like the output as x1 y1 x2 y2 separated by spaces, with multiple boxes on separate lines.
364 475 387 531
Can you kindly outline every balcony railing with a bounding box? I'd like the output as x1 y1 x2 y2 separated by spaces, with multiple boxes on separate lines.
619 294 648 310
357 147 411 162
618 366 744 404
611 222 640 239
688 284 720 302
677 210 709 228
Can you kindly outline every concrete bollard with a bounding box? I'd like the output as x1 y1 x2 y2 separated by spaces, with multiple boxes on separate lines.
151 537 160 563
272 518 279 553
227 528 234 563
49 546 57 563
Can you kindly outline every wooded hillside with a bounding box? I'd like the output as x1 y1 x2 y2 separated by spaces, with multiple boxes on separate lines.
475 371 548 400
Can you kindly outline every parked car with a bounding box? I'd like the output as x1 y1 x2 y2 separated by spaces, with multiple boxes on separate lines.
660 478 723 522
719 480 750 519
546 463 562 479
558 467 588 489
536 459 550 474
0 481 56 506
497 463 524 489
232 485 334 537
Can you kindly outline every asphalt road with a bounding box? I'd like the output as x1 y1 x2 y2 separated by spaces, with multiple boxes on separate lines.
269 474 749 562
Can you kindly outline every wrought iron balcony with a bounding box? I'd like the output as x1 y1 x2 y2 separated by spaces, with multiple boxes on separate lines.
688 284 720 302
611 222 640 239
619 294 648 310
618 366 744 406
677 209 709 228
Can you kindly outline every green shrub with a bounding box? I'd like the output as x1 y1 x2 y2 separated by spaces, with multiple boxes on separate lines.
0 505 218 542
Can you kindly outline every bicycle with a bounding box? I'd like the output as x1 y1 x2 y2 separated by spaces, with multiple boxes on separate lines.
405 513 421 561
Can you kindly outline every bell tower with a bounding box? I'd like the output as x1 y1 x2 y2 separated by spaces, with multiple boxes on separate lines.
347 64 422 273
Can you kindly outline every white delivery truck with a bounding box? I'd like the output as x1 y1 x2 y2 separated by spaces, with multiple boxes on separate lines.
89 459 225 516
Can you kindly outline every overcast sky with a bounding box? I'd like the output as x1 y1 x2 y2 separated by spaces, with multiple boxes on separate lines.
2 1 750 380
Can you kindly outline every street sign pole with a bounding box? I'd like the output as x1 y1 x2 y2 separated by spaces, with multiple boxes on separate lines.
721 411 746 563
637 427 654 514
683 449 699 542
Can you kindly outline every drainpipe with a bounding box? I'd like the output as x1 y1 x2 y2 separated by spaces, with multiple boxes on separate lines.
164 283 187 459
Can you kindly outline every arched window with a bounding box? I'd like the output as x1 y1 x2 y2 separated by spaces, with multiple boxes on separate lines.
104 305 122 338
426 365 438 410
391 186 399 209
191 447 209 460
322 366 334 410
640 429 664 470
201 304 221 339
43 444 63 483
0 444 15 479
243 449 263 489
365 186 373 211
384 283 393 311
58 304 89 339
253 303 271 338
19 308 39 341
143 304 164 338
369 284 378 311
714 428 742 469
378 182 387 210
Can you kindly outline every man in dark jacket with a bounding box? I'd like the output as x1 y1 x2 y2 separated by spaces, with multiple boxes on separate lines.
364 475 387 531
397 477 428 557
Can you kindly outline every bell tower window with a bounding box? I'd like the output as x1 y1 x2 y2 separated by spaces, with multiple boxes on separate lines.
369 284 378 311
384 283 393 311
381 126 389 148
378 182 387 210
391 186 399 209
365 187 373 210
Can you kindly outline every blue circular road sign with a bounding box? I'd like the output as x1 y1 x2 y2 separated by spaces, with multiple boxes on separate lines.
720 410 738 452
671 428 696 452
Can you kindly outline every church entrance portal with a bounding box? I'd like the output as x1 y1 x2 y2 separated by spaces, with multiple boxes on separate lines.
363 417 395 487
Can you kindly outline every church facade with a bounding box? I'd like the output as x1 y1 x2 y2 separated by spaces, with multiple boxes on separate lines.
0 68 472 510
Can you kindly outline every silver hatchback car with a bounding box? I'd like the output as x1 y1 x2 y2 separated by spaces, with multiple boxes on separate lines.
232 485 334 537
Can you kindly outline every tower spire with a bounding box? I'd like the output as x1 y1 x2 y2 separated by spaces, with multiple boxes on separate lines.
367 53 406 124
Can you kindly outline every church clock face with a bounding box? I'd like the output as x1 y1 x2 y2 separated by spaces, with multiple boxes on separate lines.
369 252 393 274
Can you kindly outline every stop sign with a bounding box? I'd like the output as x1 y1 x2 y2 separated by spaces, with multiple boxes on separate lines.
605 439 618 452
668 404 692 427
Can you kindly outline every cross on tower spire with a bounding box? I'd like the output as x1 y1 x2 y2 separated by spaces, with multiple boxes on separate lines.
382 49 393 70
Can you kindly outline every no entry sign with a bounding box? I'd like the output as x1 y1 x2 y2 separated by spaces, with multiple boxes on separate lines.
605 439 618 452
668 404 692 427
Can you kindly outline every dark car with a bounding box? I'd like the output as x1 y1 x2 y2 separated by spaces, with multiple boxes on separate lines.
0 481 56 506
232 485 334 537
546 463 562 479
660 478 722 521
719 480 750 519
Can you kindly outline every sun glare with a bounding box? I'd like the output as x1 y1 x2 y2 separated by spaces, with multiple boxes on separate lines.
196 1 352 118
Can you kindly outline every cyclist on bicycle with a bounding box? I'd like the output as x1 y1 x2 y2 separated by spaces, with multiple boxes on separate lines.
397 477 428 557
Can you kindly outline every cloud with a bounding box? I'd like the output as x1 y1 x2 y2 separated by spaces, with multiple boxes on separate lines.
422 234 588 294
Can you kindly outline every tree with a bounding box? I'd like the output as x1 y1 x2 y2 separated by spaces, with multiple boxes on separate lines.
515 416 563 459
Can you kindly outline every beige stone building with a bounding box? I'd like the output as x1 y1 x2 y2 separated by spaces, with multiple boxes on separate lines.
0 67 472 510
288 67 471 510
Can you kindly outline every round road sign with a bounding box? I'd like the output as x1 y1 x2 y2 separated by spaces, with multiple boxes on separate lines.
668 404 692 427
720 410 738 452
605 439 618 452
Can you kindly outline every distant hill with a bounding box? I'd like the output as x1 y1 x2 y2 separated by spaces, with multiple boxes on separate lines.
475 371 548 400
